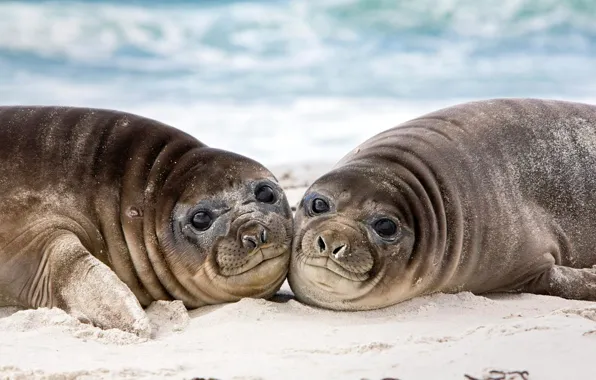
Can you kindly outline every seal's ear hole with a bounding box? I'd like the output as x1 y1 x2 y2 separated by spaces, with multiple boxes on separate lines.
255 184 276 204
372 218 399 240
191 211 213 231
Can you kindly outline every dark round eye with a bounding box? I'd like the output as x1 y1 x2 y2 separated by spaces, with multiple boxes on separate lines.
373 218 398 239
191 211 213 231
255 185 276 203
311 198 330 214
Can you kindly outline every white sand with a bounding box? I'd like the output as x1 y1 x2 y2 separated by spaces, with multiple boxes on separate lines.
1 164 595 380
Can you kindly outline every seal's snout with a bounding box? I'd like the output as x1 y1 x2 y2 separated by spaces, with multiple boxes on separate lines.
315 230 350 260
240 222 269 253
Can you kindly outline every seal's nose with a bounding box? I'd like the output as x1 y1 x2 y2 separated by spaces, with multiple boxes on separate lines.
315 230 349 260
241 223 269 253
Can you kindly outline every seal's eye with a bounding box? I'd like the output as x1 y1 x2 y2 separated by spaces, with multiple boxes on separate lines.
373 218 398 239
312 198 330 214
255 185 276 203
191 211 213 231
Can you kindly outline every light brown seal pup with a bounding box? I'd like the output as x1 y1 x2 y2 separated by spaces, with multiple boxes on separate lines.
0 106 292 336
289 98 596 310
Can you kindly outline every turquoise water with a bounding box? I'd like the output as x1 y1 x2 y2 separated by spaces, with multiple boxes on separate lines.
1 0 595 164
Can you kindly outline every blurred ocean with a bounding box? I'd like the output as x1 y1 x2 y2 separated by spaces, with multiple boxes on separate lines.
0 0 595 166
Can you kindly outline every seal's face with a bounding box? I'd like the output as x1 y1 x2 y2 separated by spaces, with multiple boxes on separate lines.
158 150 293 306
289 170 416 310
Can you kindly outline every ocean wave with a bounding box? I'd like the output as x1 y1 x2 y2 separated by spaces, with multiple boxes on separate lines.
0 0 595 102
0 0 595 163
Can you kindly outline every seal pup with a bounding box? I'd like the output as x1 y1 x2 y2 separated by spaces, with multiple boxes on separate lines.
0 106 293 336
289 98 596 310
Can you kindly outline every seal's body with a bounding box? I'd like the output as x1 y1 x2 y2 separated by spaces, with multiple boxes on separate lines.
0 106 292 336
289 98 596 310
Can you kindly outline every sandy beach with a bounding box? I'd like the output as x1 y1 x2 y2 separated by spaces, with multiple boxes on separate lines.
0 163 593 380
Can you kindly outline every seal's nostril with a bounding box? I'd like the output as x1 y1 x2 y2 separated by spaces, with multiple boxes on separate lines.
332 244 347 259
242 236 258 251
260 229 268 244
332 245 345 255
317 236 326 252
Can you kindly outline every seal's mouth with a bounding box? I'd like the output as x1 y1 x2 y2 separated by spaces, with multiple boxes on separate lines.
291 216 382 285
299 256 371 282
292 226 379 284
218 244 288 276
289 246 388 308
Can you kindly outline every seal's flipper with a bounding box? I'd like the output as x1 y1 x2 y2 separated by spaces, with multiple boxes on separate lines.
45 233 151 338
522 265 596 301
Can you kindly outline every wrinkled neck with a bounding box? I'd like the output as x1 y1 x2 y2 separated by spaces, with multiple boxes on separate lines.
118 137 202 304
344 129 468 294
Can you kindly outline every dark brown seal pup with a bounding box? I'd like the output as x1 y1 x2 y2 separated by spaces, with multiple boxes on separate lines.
0 106 293 336
289 98 596 310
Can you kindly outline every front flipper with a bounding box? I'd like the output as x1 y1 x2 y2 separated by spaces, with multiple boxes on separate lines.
43 233 151 338
522 265 596 300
